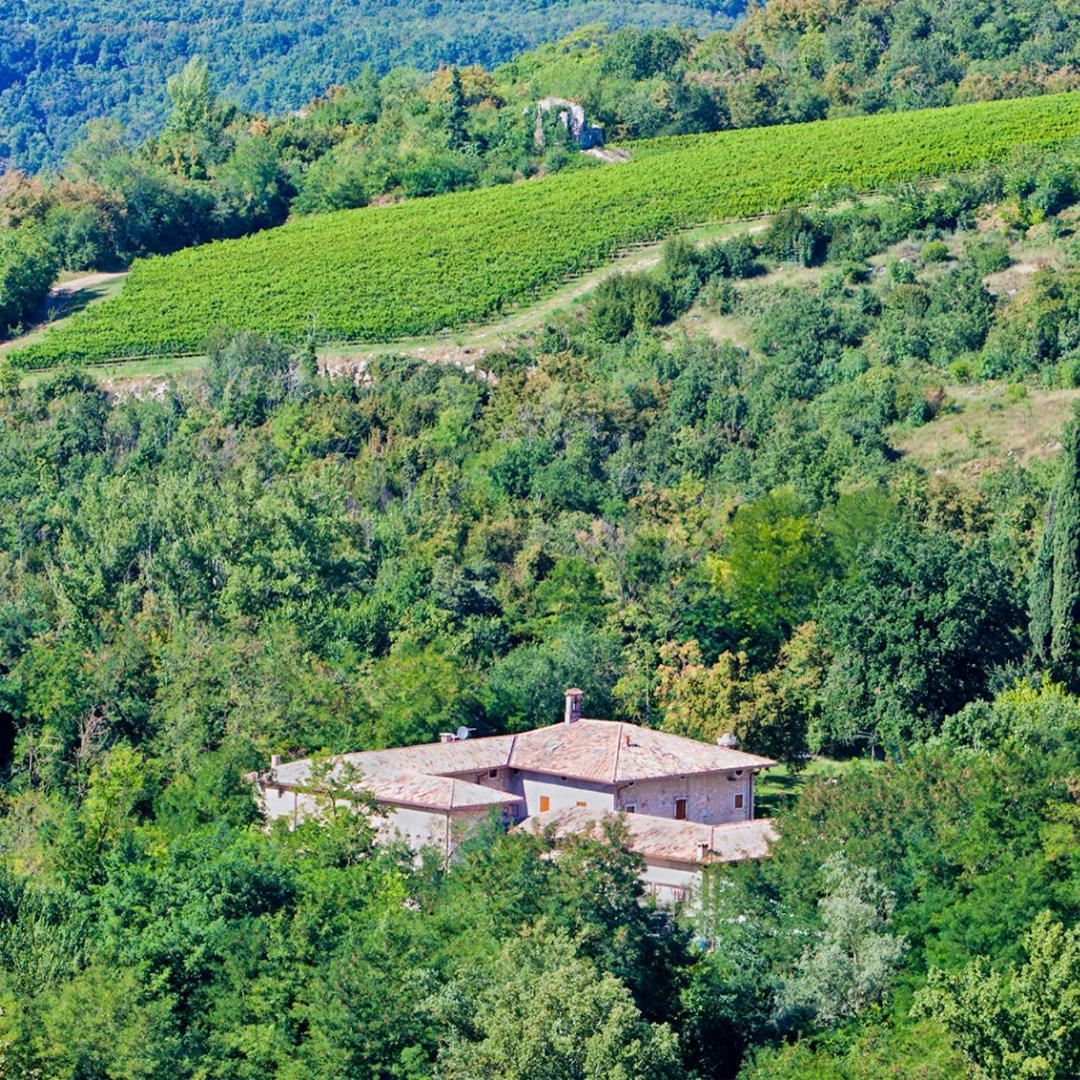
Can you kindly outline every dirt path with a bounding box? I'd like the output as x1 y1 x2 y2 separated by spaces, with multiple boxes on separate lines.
2 270 129 358
318 217 770 384
22 215 774 394
51 271 127 296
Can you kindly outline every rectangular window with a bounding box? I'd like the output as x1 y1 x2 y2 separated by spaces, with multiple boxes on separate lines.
674 797 687 820
539 795 550 813
489 769 498 777
734 793 744 810
624 804 636 814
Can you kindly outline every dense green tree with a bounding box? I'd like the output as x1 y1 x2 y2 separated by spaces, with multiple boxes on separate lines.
439 930 685 1079
915 913 1080 1080
817 522 1024 749
1030 406 1080 682
720 489 834 656
0 224 57 337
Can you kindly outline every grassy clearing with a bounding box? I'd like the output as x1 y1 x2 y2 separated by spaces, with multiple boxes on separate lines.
891 383 1080 480
16 353 206 390
755 756 863 817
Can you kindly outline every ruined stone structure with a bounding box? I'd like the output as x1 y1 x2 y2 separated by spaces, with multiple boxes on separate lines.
532 97 605 150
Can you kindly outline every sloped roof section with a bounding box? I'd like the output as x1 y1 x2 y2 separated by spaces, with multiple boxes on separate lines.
261 719 775 806
521 806 778 865
339 738 515 778
507 720 776 783
362 772 523 812
261 755 522 812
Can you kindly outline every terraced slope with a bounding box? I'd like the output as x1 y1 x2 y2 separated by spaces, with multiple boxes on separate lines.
15 92 1080 369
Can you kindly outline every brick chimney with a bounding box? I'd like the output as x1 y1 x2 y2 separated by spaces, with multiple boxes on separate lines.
565 688 583 724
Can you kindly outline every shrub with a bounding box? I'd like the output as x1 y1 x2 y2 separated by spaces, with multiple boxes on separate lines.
965 237 1012 275
948 356 974 382
887 257 917 283
921 240 950 263
760 208 830 267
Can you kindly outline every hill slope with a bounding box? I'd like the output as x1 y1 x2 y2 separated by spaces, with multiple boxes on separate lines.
0 0 740 171
15 92 1080 369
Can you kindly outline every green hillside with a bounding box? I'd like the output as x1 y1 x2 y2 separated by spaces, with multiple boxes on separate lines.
16 92 1080 369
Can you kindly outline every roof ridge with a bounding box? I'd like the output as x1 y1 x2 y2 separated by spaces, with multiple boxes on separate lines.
611 722 624 783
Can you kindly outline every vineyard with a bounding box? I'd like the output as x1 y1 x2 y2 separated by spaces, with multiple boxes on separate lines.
14 92 1080 369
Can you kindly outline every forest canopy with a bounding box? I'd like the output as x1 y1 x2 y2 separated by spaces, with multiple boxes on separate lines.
7 151 1080 1071
5 7 1080 1077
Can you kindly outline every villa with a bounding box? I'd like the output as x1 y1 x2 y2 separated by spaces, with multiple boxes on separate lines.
252 689 777 903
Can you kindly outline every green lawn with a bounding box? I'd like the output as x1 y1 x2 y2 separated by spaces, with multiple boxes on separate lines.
755 756 865 817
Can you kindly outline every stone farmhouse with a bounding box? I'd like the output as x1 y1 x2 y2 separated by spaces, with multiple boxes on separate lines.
252 689 777 903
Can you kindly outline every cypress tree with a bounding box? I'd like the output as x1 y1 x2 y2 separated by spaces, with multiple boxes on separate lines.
447 67 468 150
1030 406 1080 679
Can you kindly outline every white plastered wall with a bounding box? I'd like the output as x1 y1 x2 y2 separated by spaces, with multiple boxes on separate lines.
449 766 516 795
516 771 616 816
640 859 702 906
257 782 499 860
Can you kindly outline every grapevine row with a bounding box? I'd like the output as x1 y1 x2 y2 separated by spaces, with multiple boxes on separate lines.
14 92 1080 368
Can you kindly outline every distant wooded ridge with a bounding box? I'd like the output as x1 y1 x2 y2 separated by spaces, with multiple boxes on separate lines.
4 0 1080 173
0 0 742 171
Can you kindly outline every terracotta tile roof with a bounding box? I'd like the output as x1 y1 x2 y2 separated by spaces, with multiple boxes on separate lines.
261 719 775 809
263 756 523 813
336 738 516 777
299 720 774 784
520 806 777 865
506 719 776 783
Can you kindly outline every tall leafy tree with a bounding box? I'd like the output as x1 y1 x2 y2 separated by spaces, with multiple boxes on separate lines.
818 522 1024 750
915 913 1080 1080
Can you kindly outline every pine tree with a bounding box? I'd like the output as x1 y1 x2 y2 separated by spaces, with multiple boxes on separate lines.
1030 405 1080 679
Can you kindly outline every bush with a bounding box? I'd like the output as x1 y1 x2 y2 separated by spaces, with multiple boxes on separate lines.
760 209 830 267
948 356 974 382
1054 358 1080 389
588 272 670 341
0 361 20 393
965 237 1012 275
887 257 917 283
698 234 760 279
921 240 950 263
